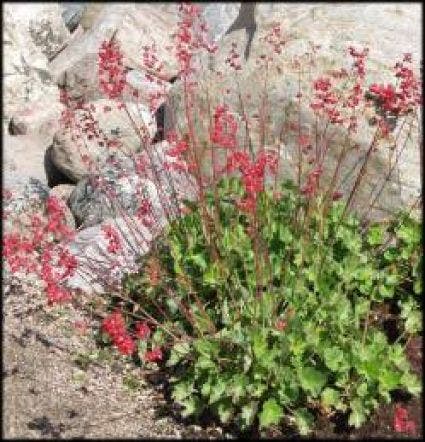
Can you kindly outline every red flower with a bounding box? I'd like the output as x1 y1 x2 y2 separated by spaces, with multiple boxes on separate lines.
115 334 136 355
101 224 122 254
46 282 72 305
135 321 151 340
394 404 416 435
313 77 331 92
210 105 238 149
301 166 323 198
236 196 257 214
275 319 287 331
145 347 163 363
98 40 126 99
102 311 126 340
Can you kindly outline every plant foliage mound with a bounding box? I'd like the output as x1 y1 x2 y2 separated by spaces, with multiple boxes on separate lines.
121 176 421 434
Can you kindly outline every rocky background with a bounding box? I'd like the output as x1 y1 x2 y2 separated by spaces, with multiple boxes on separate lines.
2 3 422 438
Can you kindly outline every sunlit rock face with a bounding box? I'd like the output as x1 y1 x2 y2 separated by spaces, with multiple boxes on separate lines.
164 3 422 219
3 4 69 117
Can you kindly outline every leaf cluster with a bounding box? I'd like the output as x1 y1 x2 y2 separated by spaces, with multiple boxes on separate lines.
122 177 422 434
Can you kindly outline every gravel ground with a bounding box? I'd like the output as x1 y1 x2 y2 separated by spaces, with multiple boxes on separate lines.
2 281 227 439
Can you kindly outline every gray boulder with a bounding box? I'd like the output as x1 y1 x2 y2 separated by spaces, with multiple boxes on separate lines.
3 177 75 235
164 3 421 218
49 99 156 183
68 142 197 228
65 215 166 294
60 3 86 32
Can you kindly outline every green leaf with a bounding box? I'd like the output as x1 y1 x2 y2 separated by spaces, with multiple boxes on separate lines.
356 383 368 397
180 396 203 417
378 369 401 391
137 340 148 362
396 222 420 245
321 388 341 408
240 401 258 429
400 299 422 334
188 253 207 271
278 224 293 243
377 283 394 299
323 347 344 372
216 399 234 424
413 278 422 295
293 408 314 435
367 225 384 246
230 374 248 403
222 298 231 325
298 367 327 397
165 297 179 315
201 379 212 397
401 372 421 396
193 312 213 334
348 399 367 428
252 332 268 360
259 398 283 428
243 354 252 373
383 247 399 262
405 309 422 334
195 355 216 370
151 328 166 346
166 342 191 367
389 344 410 371
172 380 194 403
194 339 219 357
248 382 267 398
209 378 228 404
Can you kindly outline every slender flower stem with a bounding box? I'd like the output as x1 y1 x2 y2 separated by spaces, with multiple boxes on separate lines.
342 128 379 219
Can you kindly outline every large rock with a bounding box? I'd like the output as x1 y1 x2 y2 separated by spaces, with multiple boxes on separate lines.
3 4 69 118
69 172 158 229
68 141 198 228
3 133 51 188
76 2 240 41
49 99 157 183
255 3 421 68
3 178 75 235
50 184 76 203
65 216 166 294
164 3 421 218
60 3 86 32
201 3 241 42
7 97 65 140
49 4 180 102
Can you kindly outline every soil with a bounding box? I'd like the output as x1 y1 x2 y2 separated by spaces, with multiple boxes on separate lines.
2 282 226 439
2 280 422 439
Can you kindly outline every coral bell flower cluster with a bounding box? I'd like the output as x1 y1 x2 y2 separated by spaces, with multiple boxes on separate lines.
210 105 238 149
136 198 155 228
164 132 195 173
393 404 416 435
102 311 136 356
135 321 151 340
301 165 323 198
3 194 77 305
98 40 126 99
310 76 343 124
368 55 421 118
226 149 278 213
101 224 122 254
144 347 163 363
225 42 242 71
348 46 368 79
264 23 287 57
175 3 217 76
